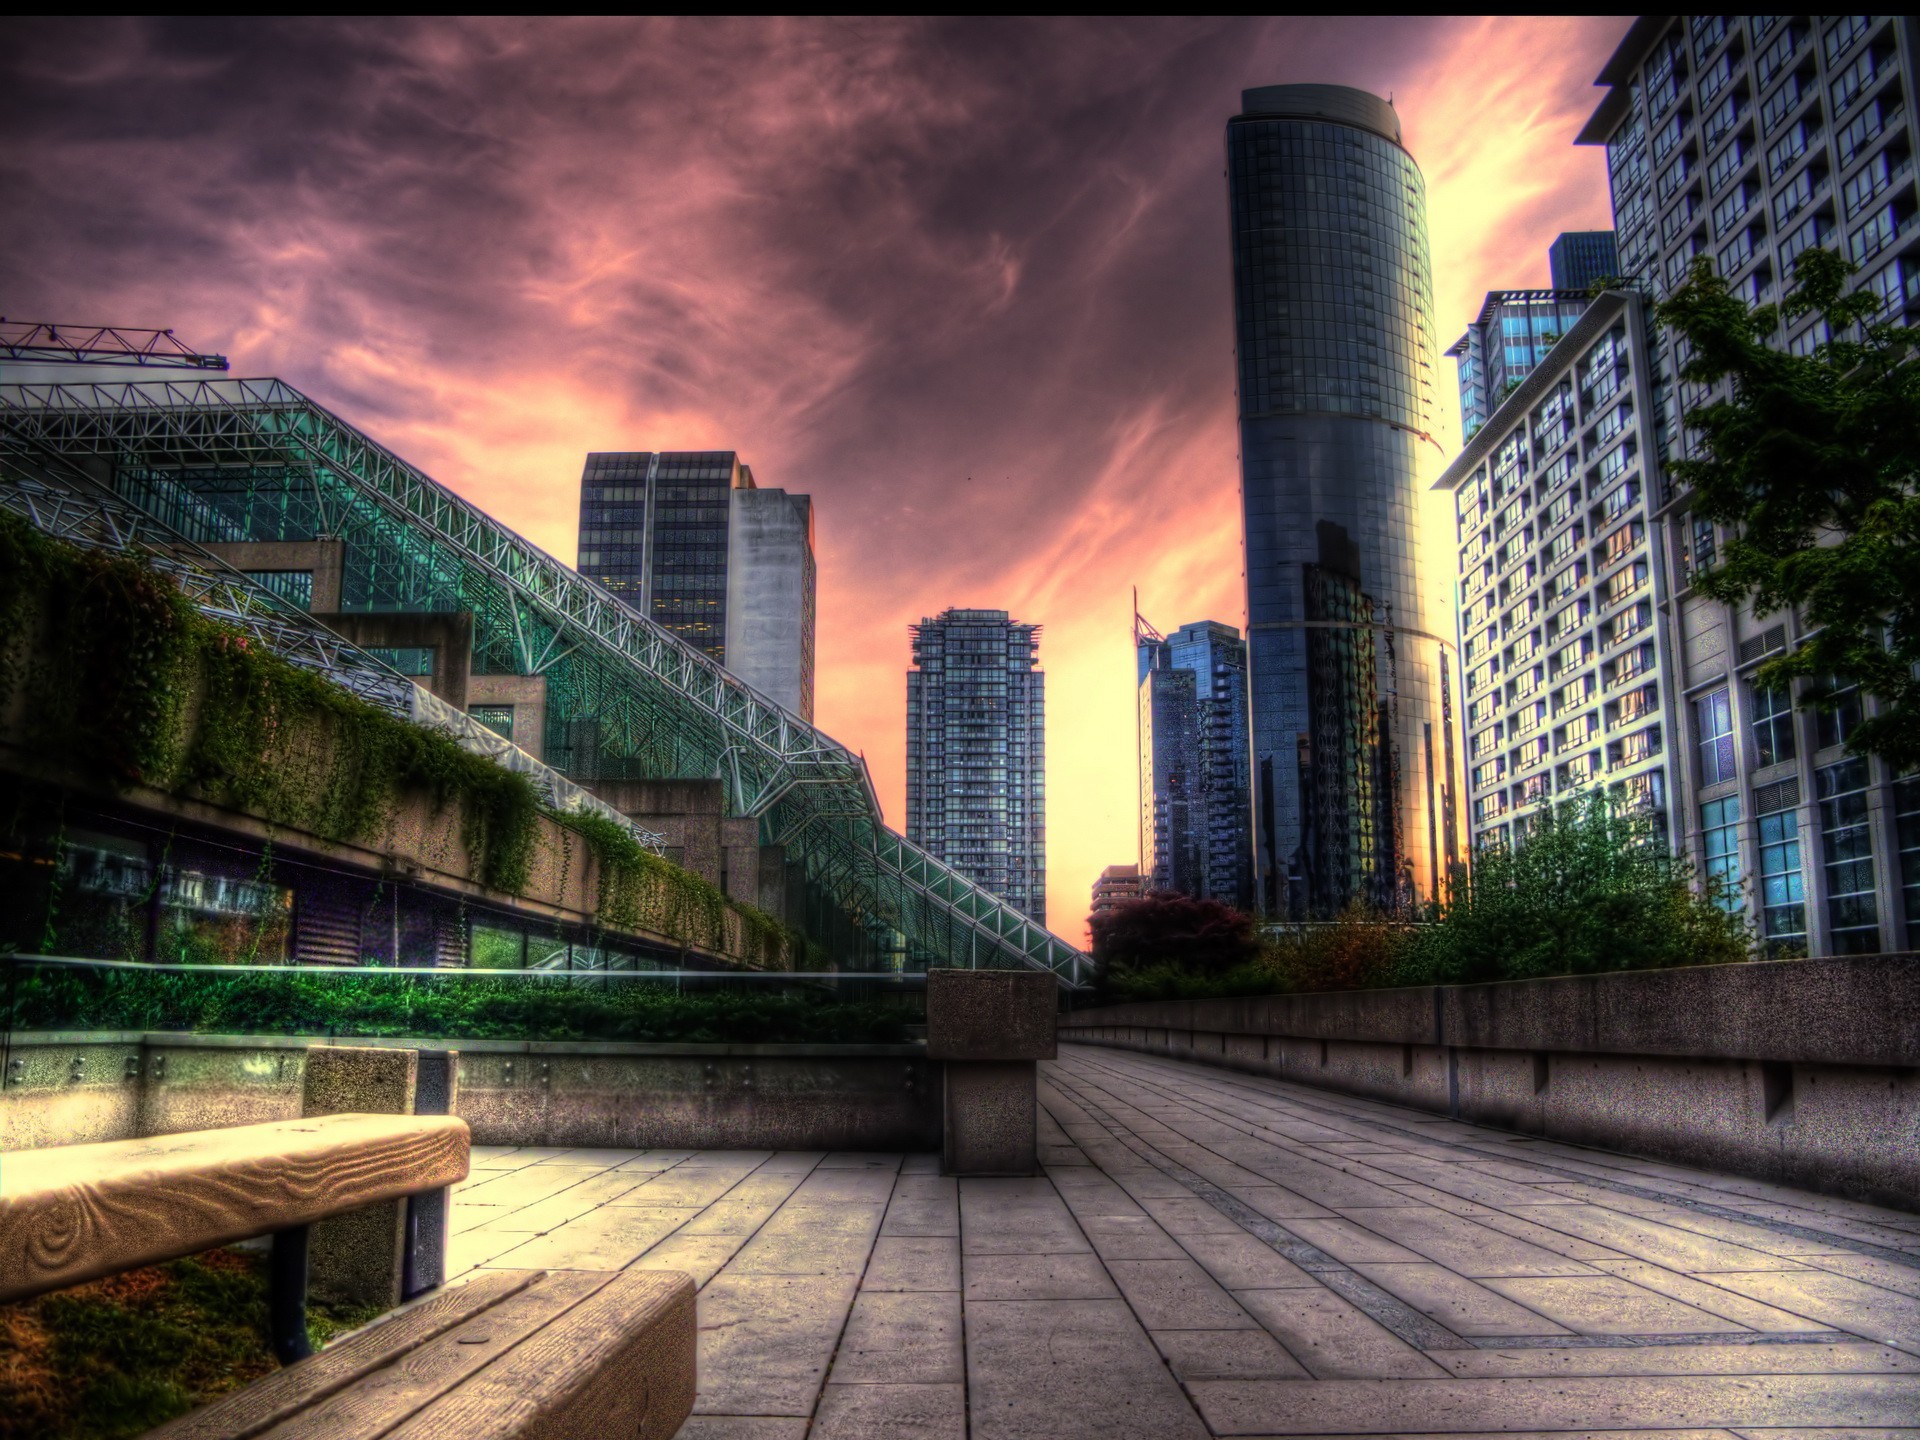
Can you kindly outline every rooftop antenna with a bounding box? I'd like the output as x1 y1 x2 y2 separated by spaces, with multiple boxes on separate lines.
1131 587 1164 648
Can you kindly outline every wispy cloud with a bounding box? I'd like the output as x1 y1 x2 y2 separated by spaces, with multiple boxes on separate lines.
0 16 1629 936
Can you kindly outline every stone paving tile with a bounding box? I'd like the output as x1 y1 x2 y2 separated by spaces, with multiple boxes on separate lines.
1155 1327 1312 1381
478 1202 689 1270
1340 1203 1604 1277
1703 1271 1920 1352
451 1161 605 1206
693 1272 861 1417
863 1235 962 1292
966 1298 1211 1440
1184 1374 1920 1435
1478 1274 1753 1336
1107 1256 1261 1330
1432 1343 1920 1378
963 1251 1116 1301
961 1177 1094 1255
674 1418 808 1440
484 1167 654 1231
441 1046 1920 1438
826 1289 963 1384
810 1382 965 1439
1231 1287 1449 1379
1349 1262 1573 1337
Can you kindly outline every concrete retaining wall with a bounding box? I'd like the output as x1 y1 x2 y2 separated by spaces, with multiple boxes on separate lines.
0 1032 940 1153
1058 954 1920 1211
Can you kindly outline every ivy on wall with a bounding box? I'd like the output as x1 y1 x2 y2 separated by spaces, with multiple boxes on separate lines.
0 511 540 893
0 513 800 967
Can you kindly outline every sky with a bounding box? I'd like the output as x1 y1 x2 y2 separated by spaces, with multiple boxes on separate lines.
0 16 1629 939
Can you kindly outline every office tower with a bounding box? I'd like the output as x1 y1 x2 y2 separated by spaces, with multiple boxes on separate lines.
1449 290 1598 440
1227 84 1457 918
577 451 816 719
1437 289 1677 853
1137 613 1254 908
905 609 1046 922
1548 230 1623 290
1579 14 1920 956
1090 864 1144 919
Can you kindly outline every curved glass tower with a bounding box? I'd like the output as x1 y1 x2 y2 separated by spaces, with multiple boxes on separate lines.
1227 84 1456 918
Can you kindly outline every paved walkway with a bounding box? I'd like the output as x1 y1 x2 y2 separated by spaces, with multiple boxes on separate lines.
444 1044 1920 1438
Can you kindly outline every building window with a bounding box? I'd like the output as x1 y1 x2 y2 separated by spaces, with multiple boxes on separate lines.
1751 682 1797 767
1695 688 1737 785
1817 757 1879 954
1815 678 1864 750
1756 807 1806 955
1701 795 1742 910
366 646 435 677
469 705 515 741
1897 775 1920 933
242 569 314 610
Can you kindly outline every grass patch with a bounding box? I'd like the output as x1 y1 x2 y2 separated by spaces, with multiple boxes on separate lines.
0 1247 373 1440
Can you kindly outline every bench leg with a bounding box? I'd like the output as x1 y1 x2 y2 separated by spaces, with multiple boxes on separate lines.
270 1225 315 1365
402 1186 449 1300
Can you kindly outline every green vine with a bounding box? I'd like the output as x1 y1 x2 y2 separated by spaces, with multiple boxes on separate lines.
0 511 538 894
561 809 802 968
1 511 809 966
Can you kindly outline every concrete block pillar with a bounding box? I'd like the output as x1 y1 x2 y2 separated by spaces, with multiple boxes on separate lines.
927 969 1057 1176
302 1045 460 1308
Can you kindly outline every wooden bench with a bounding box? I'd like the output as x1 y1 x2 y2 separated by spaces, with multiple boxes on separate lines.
1 1113 697 1439
0 1113 470 1362
145 1268 695 1440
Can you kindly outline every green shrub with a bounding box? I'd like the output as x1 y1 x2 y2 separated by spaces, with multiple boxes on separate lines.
1397 791 1752 986
6 964 911 1045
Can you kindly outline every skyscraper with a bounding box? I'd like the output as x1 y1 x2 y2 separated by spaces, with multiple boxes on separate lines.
1227 84 1457 918
577 451 816 719
1448 289 1596 440
1548 230 1622 290
1437 288 1678 858
1137 613 1253 908
1576 13 1920 956
905 609 1046 922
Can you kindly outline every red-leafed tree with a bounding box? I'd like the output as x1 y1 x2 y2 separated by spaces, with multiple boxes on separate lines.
1089 891 1258 983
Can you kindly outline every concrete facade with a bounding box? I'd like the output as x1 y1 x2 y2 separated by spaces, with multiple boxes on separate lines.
725 486 816 721
1059 955 1920 1209
1577 14 1920 958
0 1034 938 1154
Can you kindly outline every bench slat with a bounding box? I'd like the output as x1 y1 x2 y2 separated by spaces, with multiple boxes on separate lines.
254 1272 613 1440
385 1269 695 1440
0 1114 470 1302
145 1271 541 1440
144 1268 696 1440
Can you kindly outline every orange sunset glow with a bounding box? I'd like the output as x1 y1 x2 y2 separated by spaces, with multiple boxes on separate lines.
3 16 1631 940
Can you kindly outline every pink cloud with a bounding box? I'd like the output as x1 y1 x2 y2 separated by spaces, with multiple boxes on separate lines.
1 16 1630 937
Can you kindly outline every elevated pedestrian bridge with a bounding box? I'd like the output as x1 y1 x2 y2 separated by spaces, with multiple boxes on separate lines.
445 1045 1920 1438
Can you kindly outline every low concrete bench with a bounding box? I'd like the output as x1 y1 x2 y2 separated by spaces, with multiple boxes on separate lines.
0 1112 470 1362
145 1268 695 1440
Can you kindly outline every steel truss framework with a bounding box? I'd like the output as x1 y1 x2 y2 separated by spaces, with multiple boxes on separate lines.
0 454 666 850
0 375 1085 983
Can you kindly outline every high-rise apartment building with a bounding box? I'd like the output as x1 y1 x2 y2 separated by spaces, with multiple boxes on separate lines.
1090 864 1144 919
1137 615 1253 908
1449 290 1596 440
1437 288 1678 852
1515 13 1920 955
905 609 1046 922
1549 230 1623 289
1227 84 1459 918
577 451 816 719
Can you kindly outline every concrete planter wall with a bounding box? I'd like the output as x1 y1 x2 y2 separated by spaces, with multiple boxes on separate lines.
1058 954 1920 1211
0 1032 939 1153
